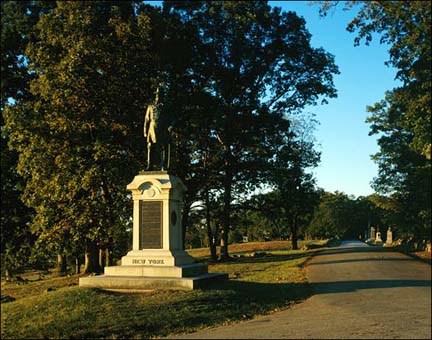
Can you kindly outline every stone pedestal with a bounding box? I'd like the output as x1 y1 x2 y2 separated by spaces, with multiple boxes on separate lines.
80 171 227 290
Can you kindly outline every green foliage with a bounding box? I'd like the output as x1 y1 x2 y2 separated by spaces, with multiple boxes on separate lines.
308 192 380 240
3 2 156 271
307 190 425 241
1 1 57 276
0 132 35 276
309 192 351 239
1 1 56 108
237 206 279 242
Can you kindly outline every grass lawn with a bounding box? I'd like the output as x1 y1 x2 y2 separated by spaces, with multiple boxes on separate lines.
1 240 328 339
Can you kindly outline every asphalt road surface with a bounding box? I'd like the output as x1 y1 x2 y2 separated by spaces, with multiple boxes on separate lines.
172 240 431 339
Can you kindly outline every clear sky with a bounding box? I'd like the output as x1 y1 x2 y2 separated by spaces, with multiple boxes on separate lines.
270 1 400 197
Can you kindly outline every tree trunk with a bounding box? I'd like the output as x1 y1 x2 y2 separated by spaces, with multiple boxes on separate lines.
291 216 298 250
75 256 81 274
105 248 110 267
205 188 218 261
220 155 232 260
4 256 13 281
57 253 67 275
209 224 219 262
99 248 103 268
100 178 116 266
84 241 101 274
181 201 191 250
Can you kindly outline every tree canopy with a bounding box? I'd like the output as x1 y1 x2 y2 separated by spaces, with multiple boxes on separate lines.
1 0 341 272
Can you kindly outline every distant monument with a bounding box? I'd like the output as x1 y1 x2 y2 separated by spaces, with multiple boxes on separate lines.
375 229 383 243
384 227 393 246
80 86 227 290
370 226 376 241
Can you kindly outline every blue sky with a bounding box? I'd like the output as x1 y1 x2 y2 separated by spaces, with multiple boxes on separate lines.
270 1 400 197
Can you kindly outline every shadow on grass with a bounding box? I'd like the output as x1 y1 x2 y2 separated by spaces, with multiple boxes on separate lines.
85 278 312 339
207 251 313 266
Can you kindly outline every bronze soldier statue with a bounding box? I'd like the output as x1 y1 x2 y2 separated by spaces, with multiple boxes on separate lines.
144 88 159 170
143 86 173 171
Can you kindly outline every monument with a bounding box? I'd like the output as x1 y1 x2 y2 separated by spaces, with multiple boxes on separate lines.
375 229 383 244
80 86 227 290
384 227 393 246
370 226 376 241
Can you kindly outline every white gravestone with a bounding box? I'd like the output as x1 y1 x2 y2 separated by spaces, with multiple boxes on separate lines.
385 227 393 245
370 226 376 240
375 231 383 243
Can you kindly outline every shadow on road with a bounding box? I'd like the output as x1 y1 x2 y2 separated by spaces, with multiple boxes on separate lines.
205 277 430 297
309 257 415 266
310 279 431 294
316 246 394 256
307 245 425 266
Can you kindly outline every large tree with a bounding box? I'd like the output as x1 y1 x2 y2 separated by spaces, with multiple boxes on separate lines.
268 113 322 249
167 1 338 258
3 1 155 272
1 1 56 277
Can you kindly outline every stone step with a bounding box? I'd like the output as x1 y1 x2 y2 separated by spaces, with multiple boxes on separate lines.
79 272 229 290
104 263 208 278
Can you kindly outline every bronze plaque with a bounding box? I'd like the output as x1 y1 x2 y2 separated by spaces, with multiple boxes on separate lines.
139 201 163 249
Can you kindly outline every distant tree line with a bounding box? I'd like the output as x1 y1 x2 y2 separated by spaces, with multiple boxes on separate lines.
185 189 430 250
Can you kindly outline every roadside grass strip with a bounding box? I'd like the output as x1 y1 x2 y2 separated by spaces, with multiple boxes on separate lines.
1 240 326 339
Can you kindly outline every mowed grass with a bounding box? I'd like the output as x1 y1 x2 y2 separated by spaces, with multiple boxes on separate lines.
1 240 327 339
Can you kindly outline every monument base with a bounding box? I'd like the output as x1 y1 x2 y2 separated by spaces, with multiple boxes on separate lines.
79 257 228 290
79 272 228 290
79 262 228 290
105 263 207 277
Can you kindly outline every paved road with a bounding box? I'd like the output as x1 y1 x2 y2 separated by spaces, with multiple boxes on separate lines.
172 240 431 339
